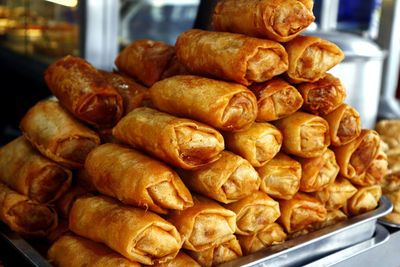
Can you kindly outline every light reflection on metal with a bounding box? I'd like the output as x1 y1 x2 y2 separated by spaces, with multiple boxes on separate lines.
44 0 78 7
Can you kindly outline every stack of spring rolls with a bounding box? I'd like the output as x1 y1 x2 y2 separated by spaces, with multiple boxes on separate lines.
0 0 388 266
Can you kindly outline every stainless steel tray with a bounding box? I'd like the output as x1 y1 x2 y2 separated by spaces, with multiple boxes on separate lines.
378 218 400 229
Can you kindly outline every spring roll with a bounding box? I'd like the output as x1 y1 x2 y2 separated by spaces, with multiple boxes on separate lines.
167 194 236 251
274 111 330 158
112 107 224 170
381 174 400 224
250 78 303 121
70 196 181 265
212 0 315 42
153 251 201 267
257 152 302 200
85 143 193 214
375 119 400 149
55 185 92 218
311 209 347 230
175 30 288 86
20 100 101 169
279 192 327 233
322 104 361 146
224 191 280 235
0 136 72 203
48 235 141 267
284 35 344 84
298 74 346 115
44 56 123 127
178 151 260 204
223 122 282 167
237 223 287 255
343 185 382 216
332 129 381 179
0 182 58 238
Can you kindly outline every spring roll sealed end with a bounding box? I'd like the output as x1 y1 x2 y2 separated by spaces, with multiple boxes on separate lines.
212 0 315 42
250 78 303 121
284 35 344 84
274 111 330 158
258 152 301 200
343 185 382 216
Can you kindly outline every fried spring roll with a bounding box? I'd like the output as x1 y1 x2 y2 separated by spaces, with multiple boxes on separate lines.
175 30 288 85
153 251 201 267
70 196 182 265
85 143 193 214
224 191 280 235
250 78 303 121
178 151 260 204
48 235 141 267
274 111 330 158
0 136 72 203
223 122 282 167
381 174 400 224
322 104 361 146
150 75 258 132
44 56 123 127
20 100 101 169
257 152 302 200
311 209 347 230
343 185 382 216
55 185 91 218
167 194 236 251
298 74 346 115
0 182 57 238
284 35 344 84
112 107 224 170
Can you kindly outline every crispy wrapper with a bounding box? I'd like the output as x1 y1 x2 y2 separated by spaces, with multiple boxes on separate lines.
0 182 58 238
237 223 287 255
297 149 340 192
343 185 382 216
47 235 141 267
20 100 101 169
153 251 201 267
279 192 327 233
167 194 236 251
85 143 193 214
311 209 347 230
375 119 400 149
0 136 72 203
284 35 344 84
112 107 224 170
55 185 92 218
257 152 301 200
250 77 303 121
322 104 361 146
381 174 400 224
175 30 288 85
178 151 260 204
332 129 381 179
212 0 315 42
274 111 330 158
298 74 346 115
44 56 123 127
69 196 182 265
150 75 258 132
224 191 280 235
223 122 282 167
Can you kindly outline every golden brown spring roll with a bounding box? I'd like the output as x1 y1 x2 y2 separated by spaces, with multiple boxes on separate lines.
257 152 302 200
312 176 357 210
249 78 303 121
375 119 400 149
178 151 260 204
274 111 330 158
297 149 340 192
224 191 280 235
85 143 193 214
332 129 381 179
175 30 288 86
167 194 236 251
188 237 242 267
153 251 201 267
237 223 287 255
322 104 361 146
343 185 382 216
0 182 58 238
284 35 344 84
311 209 347 230
44 56 123 127
20 100 101 169
70 196 181 265
55 185 91 218
298 74 346 115
223 122 282 167
150 75 258 132
279 192 327 233
48 235 141 267
0 136 72 203
112 107 224 170
381 174 400 224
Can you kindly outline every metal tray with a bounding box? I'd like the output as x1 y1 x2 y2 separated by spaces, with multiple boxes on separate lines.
378 218 400 229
